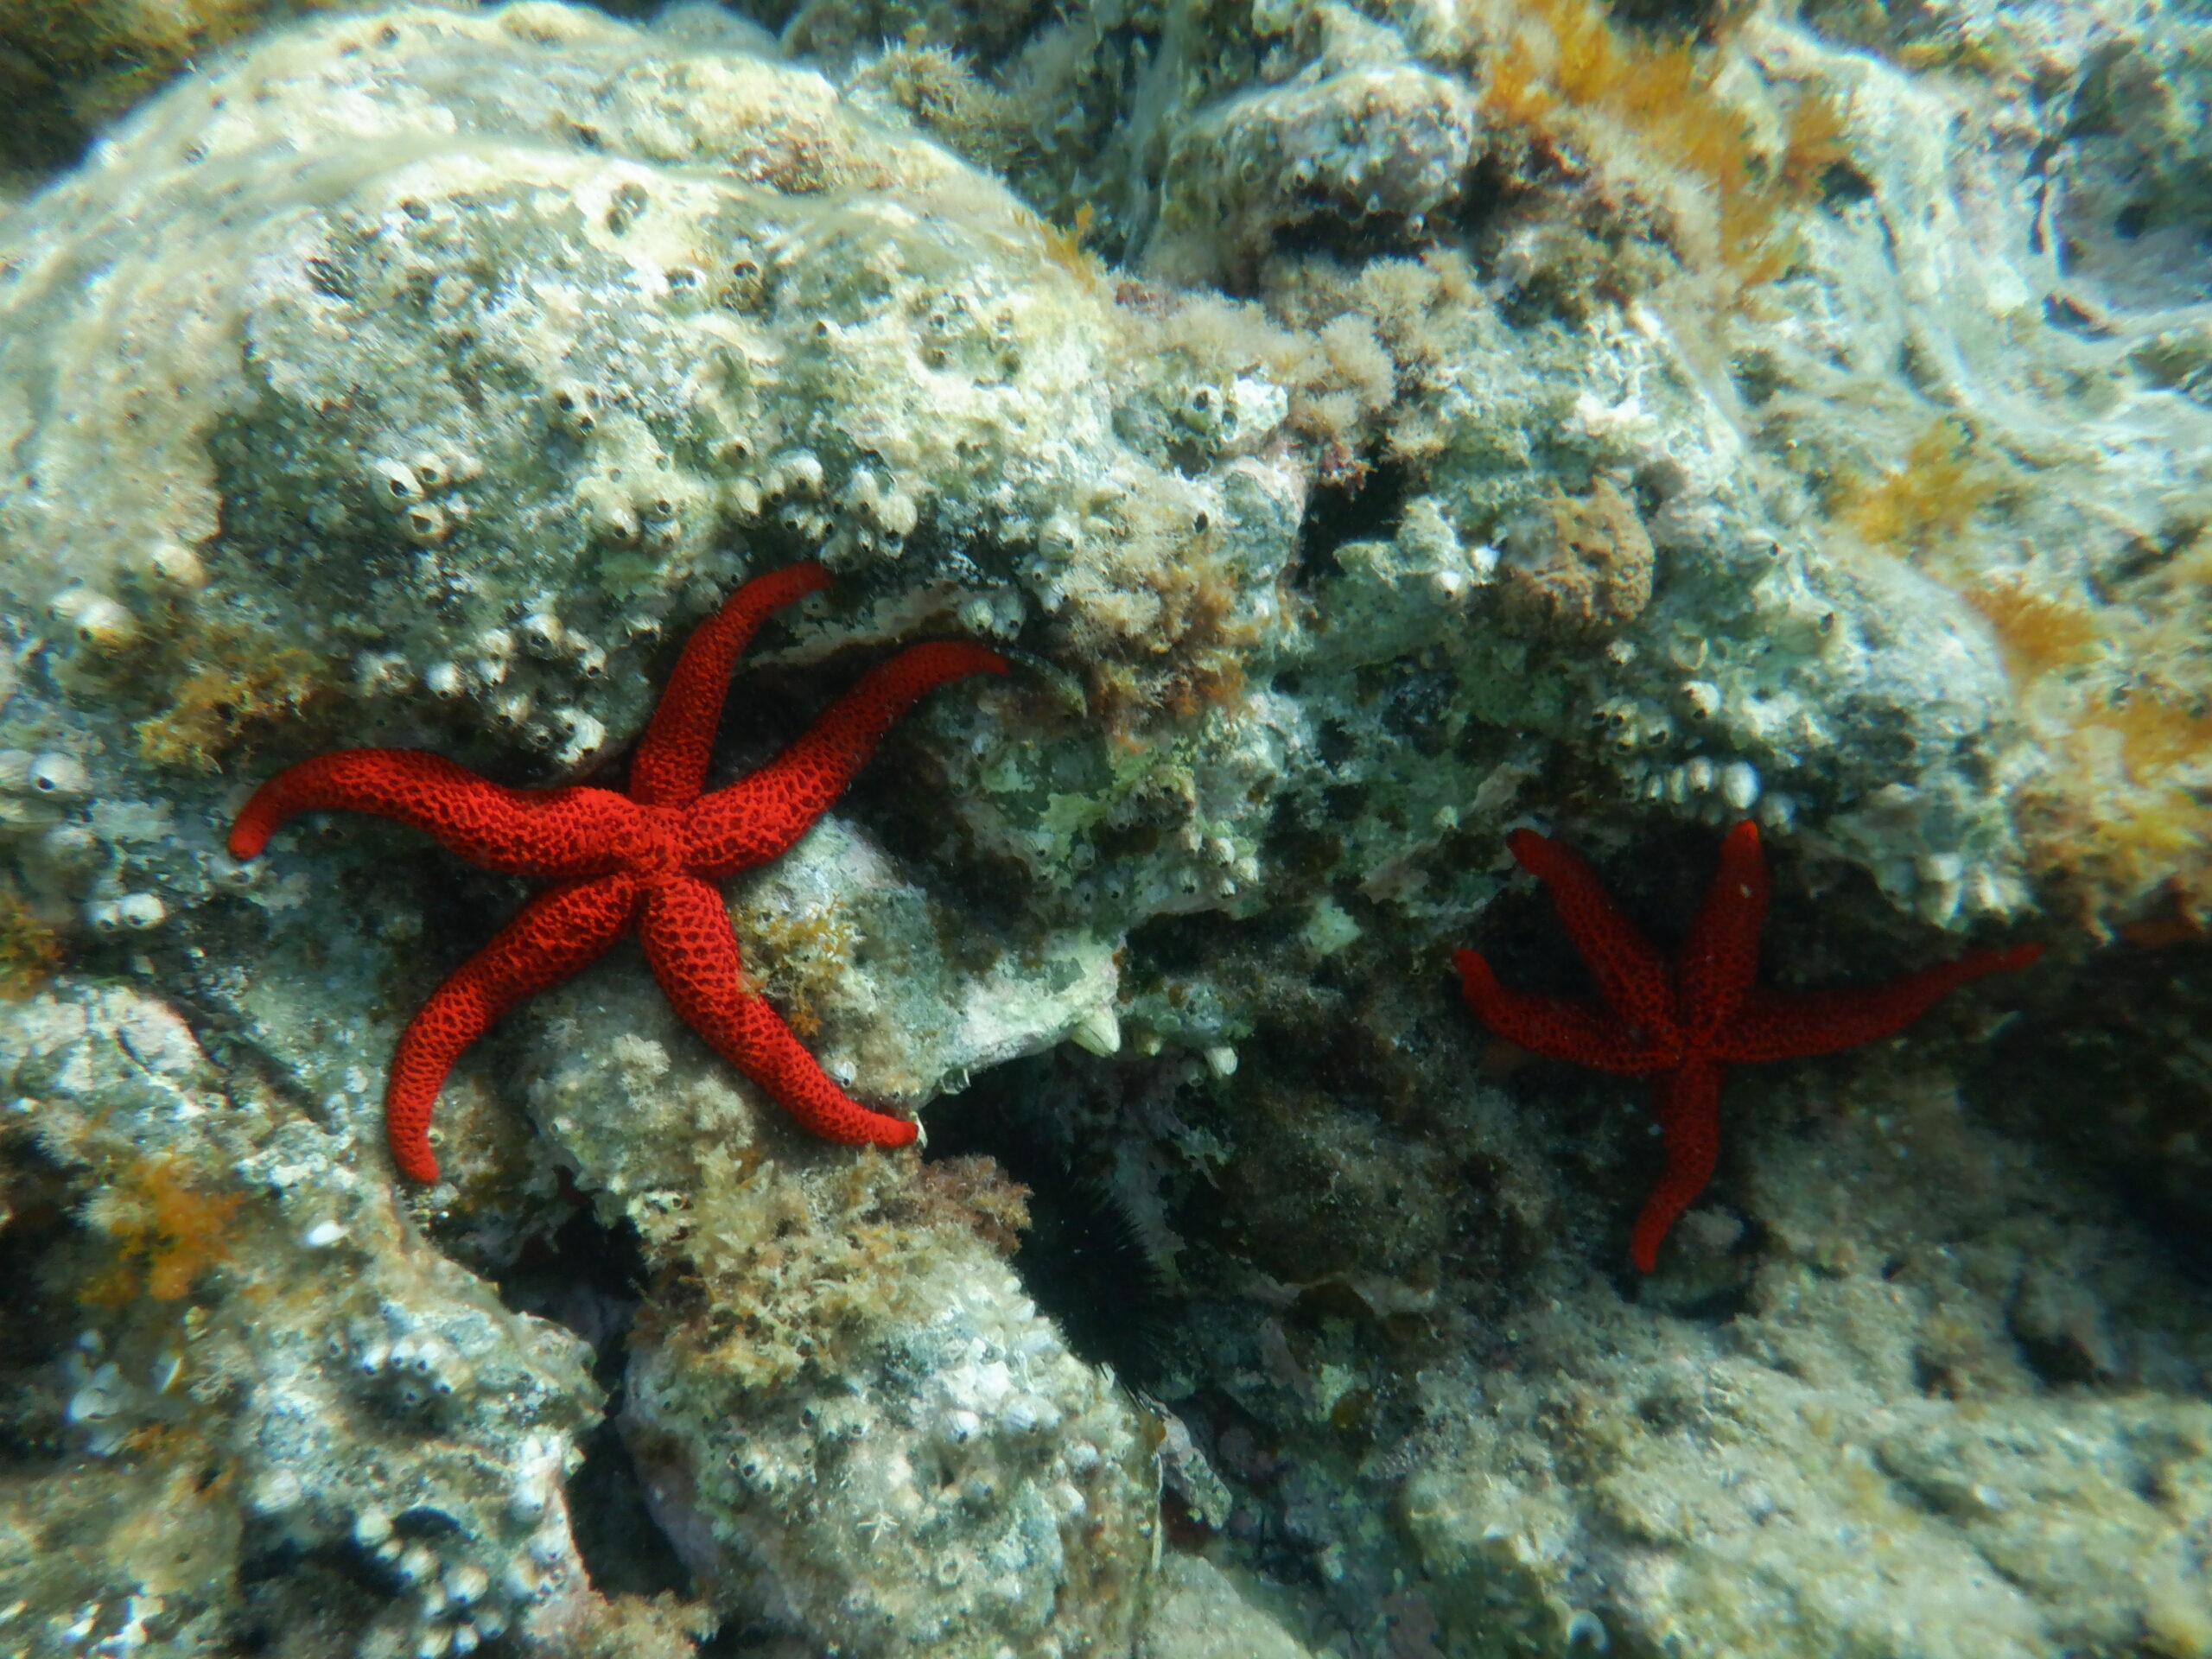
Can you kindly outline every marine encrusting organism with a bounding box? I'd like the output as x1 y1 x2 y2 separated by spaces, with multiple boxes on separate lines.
1454 823 2042 1270
231 562 1006 1182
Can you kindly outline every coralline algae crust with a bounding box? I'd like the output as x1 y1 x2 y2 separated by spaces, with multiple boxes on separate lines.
0 0 2208 1656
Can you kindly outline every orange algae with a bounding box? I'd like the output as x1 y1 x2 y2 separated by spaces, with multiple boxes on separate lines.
1963 581 2101 682
0 881 65 996
84 1158 246 1306
1834 417 2004 559
137 636 337 773
1480 0 1849 274
2097 692 2212 781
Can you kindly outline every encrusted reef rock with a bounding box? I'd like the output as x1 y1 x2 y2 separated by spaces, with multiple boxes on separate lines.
519 957 1158 1658
0 980 607 1656
0 4 1160 1654
1399 1068 2212 1659
0 0 2208 1656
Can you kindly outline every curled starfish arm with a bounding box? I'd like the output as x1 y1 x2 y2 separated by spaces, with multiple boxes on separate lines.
1454 950 1677 1076
385 872 641 1182
230 750 637 876
640 874 919 1146
683 642 1007 878
1630 1057 1724 1272
1713 941 2045 1065
628 561 831 809
1507 830 1678 1040
1679 820 1770 1044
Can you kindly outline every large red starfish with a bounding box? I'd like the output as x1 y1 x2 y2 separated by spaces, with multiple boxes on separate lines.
231 562 1005 1184
1454 823 2042 1272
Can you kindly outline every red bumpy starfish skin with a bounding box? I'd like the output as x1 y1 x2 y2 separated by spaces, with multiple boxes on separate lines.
231 561 1007 1183
1453 822 2043 1272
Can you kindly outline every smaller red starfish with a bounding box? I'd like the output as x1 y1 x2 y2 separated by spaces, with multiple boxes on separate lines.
1454 823 2042 1272
231 562 1005 1184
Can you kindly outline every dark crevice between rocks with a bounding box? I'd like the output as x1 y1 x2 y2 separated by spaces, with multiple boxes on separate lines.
1963 936 2212 1289
0 1147 75 1466
925 1058 1177 1388
493 1207 694 1602
1290 454 1411 588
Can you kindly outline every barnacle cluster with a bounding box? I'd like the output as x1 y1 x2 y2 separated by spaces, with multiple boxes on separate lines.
0 1 2205 1656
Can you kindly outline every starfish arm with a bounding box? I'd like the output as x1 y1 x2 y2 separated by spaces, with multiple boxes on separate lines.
1506 830 1679 1044
682 641 1007 878
1712 942 2044 1065
230 750 636 877
385 872 640 1182
1454 950 1676 1075
628 562 830 809
1629 1057 1725 1273
639 874 919 1147
1678 820 1770 1044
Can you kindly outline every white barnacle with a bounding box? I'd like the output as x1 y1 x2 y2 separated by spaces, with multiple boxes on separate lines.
111 893 166 931
551 711 607 767
877 487 919 537
549 382 600 436
772 449 824 497
1070 1007 1121 1057
1038 510 1082 563
353 1507 394 1548
592 500 639 545
1720 761 1761 812
51 588 138 651
518 613 566 657
65 1361 126 1425
402 502 449 545
143 537 207 591
367 458 421 504
355 652 411 694
249 1467 305 1516
1004 1394 1062 1434
1681 680 1722 721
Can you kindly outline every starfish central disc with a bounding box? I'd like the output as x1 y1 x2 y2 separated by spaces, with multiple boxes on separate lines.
232 562 1007 1184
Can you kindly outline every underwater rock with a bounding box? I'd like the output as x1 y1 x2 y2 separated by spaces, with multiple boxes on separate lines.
1401 1067 2212 1659
0 979 607 1656
523 976 1155 1658
0 0 2205 1654
1148 61 1480 288
1135 1554 1321 1659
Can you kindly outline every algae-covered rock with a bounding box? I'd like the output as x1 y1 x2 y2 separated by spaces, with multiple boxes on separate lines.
0 979 609 1656
1400 1069 2212 1659
0 0 2206 1655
